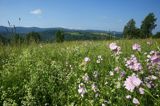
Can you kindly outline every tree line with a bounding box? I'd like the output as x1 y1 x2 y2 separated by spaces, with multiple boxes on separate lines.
123 12 160 39
0 32 41 45
0 30 65 45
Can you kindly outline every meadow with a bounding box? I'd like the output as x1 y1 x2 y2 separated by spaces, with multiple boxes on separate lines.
0 39 160 106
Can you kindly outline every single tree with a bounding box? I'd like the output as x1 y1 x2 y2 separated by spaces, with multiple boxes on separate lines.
140 13 157 38
123 19 138 38
55 30 64 42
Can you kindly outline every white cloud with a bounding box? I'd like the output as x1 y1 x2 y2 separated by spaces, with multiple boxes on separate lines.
30 9 42 15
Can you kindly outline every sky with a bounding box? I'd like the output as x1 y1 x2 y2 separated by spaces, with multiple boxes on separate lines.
0 0 160 32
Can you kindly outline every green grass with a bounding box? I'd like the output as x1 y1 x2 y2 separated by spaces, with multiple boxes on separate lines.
0 39 160 106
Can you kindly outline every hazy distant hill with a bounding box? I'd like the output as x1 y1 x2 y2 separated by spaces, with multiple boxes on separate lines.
0 26 122 40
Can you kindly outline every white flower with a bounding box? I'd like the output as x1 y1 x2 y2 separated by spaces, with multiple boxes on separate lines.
98 55 102 59
84 57 90 62
96 55 103 63
126 95 132 99
151 75 157 80
109 71 114 76
146 83 151 88
133 98 140 105
102 103 106 106
96 59 101 63
116 81 121 88
82 73 89 83
139 87 144 94
93 71 99 78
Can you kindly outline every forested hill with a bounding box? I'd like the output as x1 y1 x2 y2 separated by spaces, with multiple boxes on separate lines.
0 26 122 41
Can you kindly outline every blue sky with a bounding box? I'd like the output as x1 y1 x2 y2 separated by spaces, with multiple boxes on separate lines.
0 0 160 32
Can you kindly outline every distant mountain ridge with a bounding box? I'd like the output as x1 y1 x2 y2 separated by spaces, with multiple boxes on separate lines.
0 26 122 34
0 26 122 40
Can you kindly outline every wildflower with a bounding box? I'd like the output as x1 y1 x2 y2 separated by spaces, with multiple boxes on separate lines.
150 53 160 64
139 87 144 94
146 83 151 88
133 98 140 105
126 95 132 99
109 43 118 50
115 81 121 88
91 83 99 92
147 51 160 70
105 81 108 85
95 93 99 98
82 73 89 83
114 66 120 73
144 52 147 55
93 71 99 78
124 75 142 92
78 83 87 97
120 71 126 77
125 55 142 71
97 55 103 63
109 71 114 76
84 57 90 62
132 43 141 51
96 59 101 63
98 55 103 60
150 75 157 80
102 103 106 106
109 43 121 55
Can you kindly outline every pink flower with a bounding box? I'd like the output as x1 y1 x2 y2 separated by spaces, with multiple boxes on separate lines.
109 43 118 50
91 83 99 92
132 43 141 51
150 53 160 64
114 66 120 73
78 83 87 97
147 51 160 70
120 71 126 77
109 43 121 55
124 75 142 92
133 98 140 105
125 55 142 71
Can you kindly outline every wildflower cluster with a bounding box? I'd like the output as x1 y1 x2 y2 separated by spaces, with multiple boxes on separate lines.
132 43 141 51
147 51 160 70
109 43 121 55
96 55 103 63
125 55 142 71
78 68 100 98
